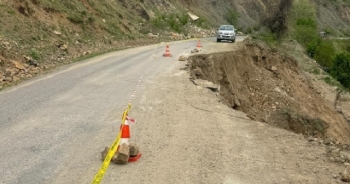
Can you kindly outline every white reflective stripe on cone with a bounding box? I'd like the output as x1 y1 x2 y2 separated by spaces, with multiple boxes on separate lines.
119 138 129 145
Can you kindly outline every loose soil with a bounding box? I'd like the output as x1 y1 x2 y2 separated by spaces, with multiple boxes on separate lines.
188 39 350 144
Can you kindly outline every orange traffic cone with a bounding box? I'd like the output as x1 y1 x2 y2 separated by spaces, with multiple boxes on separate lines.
119 116 132 146
196 40 202 48
118 115 141 162
163 44 172 57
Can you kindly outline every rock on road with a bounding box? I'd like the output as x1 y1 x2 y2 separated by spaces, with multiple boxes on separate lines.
0 36 344 184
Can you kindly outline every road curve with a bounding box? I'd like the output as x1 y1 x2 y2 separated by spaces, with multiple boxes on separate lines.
0 37 245 184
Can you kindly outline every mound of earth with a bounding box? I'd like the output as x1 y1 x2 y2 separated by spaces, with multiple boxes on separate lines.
188 40 350 144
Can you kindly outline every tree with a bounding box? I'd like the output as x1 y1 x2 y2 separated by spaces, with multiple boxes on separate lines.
331 53 350 88
314 40 336 68
263 0 293 38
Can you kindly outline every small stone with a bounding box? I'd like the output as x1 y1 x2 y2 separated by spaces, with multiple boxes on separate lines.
271 66 278 71
308 137 317 142
129 143 140 157
100 146 109 161
60 44 68 51
29 68 39 74
193 79 219 92
29 59 38 67
340 151 350 161
112 143 130 164
11 60 25 70
53 30 61 35
5 69 16 77
4 77 12 82
12 76 20 82
335 156 344 163
178 55 187 61
191 48 200 53
324 138 332 145
342 169 350 182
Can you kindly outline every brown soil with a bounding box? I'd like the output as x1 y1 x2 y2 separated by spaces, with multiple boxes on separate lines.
188 39 350 144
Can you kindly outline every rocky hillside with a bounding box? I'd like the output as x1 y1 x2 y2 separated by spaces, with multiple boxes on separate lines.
1 0 350 90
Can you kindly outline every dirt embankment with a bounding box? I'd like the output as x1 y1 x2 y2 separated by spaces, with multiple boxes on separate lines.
188 40 350 144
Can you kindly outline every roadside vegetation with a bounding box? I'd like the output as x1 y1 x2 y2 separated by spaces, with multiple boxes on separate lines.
254 0 350 90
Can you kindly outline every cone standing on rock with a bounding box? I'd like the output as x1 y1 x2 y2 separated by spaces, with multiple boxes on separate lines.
112 115 134 164
100 114 141 164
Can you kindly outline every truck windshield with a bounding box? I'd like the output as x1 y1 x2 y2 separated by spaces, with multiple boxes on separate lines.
219 25 234 30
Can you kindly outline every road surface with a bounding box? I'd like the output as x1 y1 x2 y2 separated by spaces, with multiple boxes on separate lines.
0 37 240 184
0 36 343 184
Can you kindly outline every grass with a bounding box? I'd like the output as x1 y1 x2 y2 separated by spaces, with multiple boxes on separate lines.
322 75 348 91
29 49 41 60
309 67 321 75
282 108 329 137
251 29 278 47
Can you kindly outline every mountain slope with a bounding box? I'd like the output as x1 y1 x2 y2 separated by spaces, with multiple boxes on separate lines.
1 0 350 90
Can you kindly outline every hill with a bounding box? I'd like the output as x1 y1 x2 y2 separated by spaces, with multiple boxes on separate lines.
0 0 349 89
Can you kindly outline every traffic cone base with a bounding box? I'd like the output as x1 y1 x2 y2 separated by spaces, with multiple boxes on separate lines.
128 152 141 162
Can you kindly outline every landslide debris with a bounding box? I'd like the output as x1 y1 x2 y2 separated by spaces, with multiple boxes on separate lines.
188 39 350 144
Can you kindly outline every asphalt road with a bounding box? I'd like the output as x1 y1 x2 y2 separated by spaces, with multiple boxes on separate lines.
0 36 245 184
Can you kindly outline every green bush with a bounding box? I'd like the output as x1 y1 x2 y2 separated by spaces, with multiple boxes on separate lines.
179 13 189 25
29 49 40 60
294 19 318 47
305 38 321 58
314 40 336 68
225 9 239 26
311 67 321 75
259 31 278 45
288 0 318 48
331 52 350 88
246 27 252 34
151 12 191 33
67 13 84 24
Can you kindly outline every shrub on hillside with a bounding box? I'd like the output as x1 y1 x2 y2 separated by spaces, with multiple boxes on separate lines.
331 52 350 88
294 18 319 50
314 40 336 68
225 9 239 26
288 0 318 48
